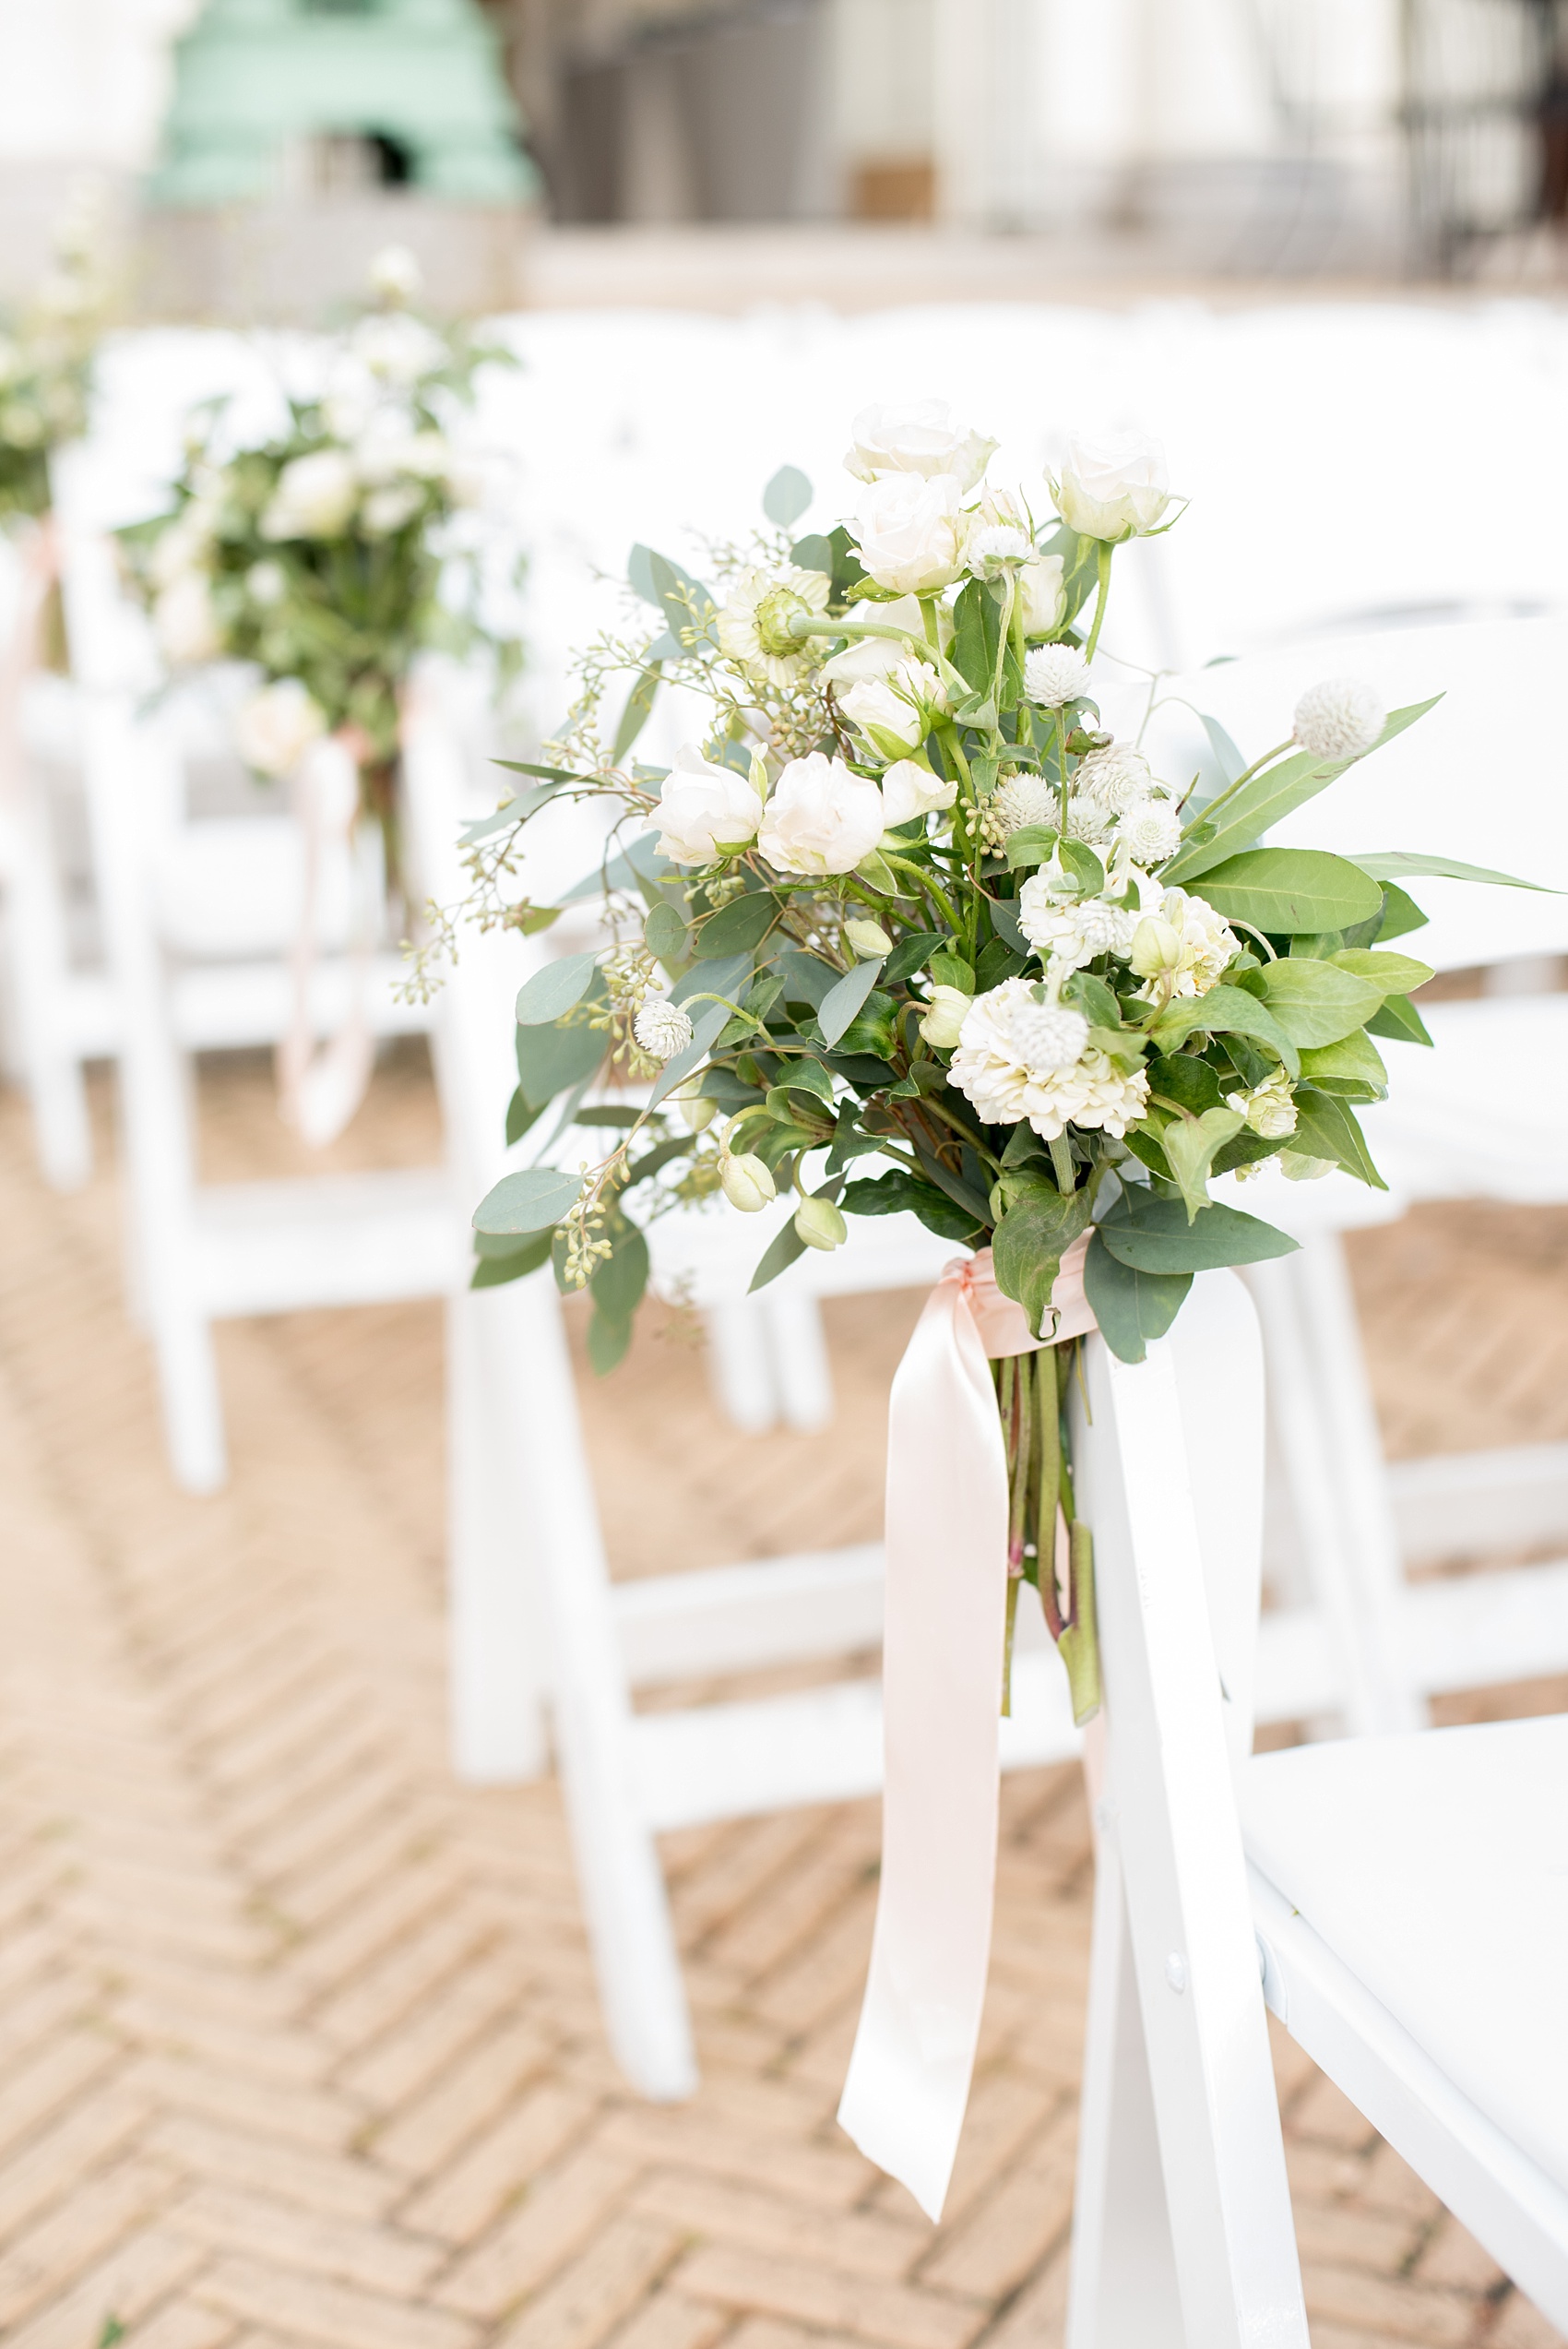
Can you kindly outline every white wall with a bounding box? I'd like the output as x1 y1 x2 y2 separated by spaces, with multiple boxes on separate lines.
0 0 200 170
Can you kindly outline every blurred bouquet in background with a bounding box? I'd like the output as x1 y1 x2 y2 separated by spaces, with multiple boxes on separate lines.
119 247 524 886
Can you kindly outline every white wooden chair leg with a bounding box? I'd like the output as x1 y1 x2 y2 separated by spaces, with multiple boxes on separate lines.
1287 1236 1425 1734
446 1285 555 1783
703 1296 780 1433
505 1272 696 2099
6 778 93 1190
1070 1285 1310 2346
763 1286 835 1433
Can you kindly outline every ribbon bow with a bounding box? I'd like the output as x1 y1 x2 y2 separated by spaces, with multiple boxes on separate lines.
837 1233 1095 2222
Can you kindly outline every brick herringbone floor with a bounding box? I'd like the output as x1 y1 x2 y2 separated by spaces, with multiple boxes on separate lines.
1 1053 1565 2349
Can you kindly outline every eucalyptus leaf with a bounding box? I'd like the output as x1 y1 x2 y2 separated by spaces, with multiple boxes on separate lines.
1349 849 1550 892
1082 1234 1192 1365
1193 849 1383 936
515 1016 606 1112
1366 995 1434 1047
1253 958 1384 1047
471 1227 555 1290
587 1308 634 1376
882 929 947 985
591 1222 649 1324
474 1166 583 1237
612 663 661 763
694 890 780 960
818 957 885 1048
1289 1089 1387 1188
988 898 1028 955
505 1086 542 1146
671 949 754 1009
644 900 690 962
515 951 599 1027
748 1215 808 1294
763 464 813 527
1330 947 1434 995
841 1168 983 1242
1098 1193 1296 1273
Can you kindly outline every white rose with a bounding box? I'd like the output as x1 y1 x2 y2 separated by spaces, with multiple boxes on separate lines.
1052 430 1170 543
154 573 223 665
653 744 765 864
880 757 956 827
350 311 445 384
234 679 327 778
262 449 359 541
1018 554 1066 637
849 473 972 595
758 752 885 876
838 671 929 755
844 399 996 491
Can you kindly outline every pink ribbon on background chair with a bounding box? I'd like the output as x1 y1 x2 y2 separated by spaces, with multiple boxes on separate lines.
276 731 376 1149
837 1234 1095 2222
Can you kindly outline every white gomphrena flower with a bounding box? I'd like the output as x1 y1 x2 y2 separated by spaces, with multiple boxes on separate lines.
1074 741 1154 814
634 1001 694 1063
1063 795 1115 845
968 523 1033 578
1006 996 1090 1075
1293 676 1386 760
1116 797 1183 865
1023 643 1089 708
980 773 1058 848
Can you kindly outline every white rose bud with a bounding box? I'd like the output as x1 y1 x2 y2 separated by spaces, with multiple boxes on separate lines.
1018 554 1066 637
794 1195 848 1251
879 757 957 827
233 678 328 779
920 983 972 1051
843 919 891 959
1051 430 1170 542
758 752 885 876
720 1152 776 1212
844 399 996 491
670 1078 718 1131
262 448 359 541
633 1001 694 1063
1292 677 1386 761
1023 643 1090 709
654 743 765 864
838 674 926 754
849 472 972 595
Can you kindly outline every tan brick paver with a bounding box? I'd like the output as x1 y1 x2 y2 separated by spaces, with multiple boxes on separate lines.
0 1058 1565 2349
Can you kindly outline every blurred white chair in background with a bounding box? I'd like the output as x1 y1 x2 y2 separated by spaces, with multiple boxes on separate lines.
1146 616 1568 1736
1069 1270 1568 2343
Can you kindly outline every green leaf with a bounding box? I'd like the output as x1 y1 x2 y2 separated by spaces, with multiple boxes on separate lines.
505 1086 542 1146
1146 1055 1225 1115
1056 841 1106 898
515 951 599 1027
818 957 885 1048
591 1222 649 1323
747 1216 808 1294
763 464 813 527
1165 697 1442 881
694 890 780 960
790 531 834 576
992 1189 1093 1339
1289 1089 1387 1188
1193 849 1383 936
1098 1193 1298 1272
474 1167 583 1236
576 1104 644 1127
778 1055 837 1108
1297 1028 1388 1098
1161 1107 1245 1221
474 1226 555 1265
1004 826 1058 871
882 929 947 986
515 1016 606 1111
1366 994 1433 1047
587 1308 635 1376
1330 947 1434 995
1349 849 1551 892
1082 1233 1192 1365
644 900 690 962
1149 983 1300 1079
836 989 899 1058
1373 883 1429 943
492 758 583 783
841 1169 982 1242
987 898 1028 956
952 577 1004 698
612 662 661 762
1253 958 1384 1047
773 945 838 1008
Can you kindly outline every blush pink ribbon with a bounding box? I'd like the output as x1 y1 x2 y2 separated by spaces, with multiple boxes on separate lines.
837 1232 1094 2222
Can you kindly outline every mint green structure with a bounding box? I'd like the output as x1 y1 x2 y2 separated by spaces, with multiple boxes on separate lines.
149 0 536 207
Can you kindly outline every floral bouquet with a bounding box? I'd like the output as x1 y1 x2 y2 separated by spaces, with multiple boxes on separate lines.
119 247 522 889
0 198 103 679
449 399 1519 1704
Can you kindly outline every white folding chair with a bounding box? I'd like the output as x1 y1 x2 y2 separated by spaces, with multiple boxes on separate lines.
1068 1268 1568 2342
1143 616 1568 1735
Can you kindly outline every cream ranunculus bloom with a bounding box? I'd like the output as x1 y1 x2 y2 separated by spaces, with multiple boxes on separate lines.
849 473 972 595
234 679 328 778
262 448 360 542
949 977 1149 1140
1129 887 1239 999
1051 430 1170 543
880 757 957 827
653 744 766 864
758 752 885 876
844 399 996 491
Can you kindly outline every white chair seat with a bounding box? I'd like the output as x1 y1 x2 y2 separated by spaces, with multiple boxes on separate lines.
1242 1714 1568 2192
1370 996 1568 1203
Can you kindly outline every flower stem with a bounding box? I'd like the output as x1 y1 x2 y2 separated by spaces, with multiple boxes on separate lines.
1083 542 1113 663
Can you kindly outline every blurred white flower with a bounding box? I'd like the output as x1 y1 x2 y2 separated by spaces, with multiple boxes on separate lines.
246 559 287 608
368 244 423 305
633 1001 694 1062
262 449 358 541
148 511 213 591
351 311 444 385
844 399 995 490
653 744 765 864
361 483 423 537
1292 676 1386 761
154 573 222 664
951 978 1146 1139
1024 644 1089 709
717 565 829 688
1227 1072 1297 1139
849 473 971 595
234 679 327 778
759 752 885 876
880 757 956 827
1051 430 1170 541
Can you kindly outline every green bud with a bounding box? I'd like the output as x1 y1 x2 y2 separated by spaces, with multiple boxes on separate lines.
843 919 891 960
794 1195 847 1251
